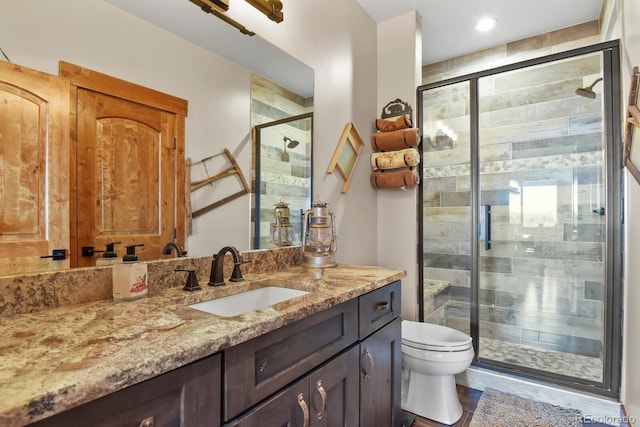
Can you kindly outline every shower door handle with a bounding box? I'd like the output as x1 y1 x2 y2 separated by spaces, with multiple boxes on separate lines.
485 205 492 250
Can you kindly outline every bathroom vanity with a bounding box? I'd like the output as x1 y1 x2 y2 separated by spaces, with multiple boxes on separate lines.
0 264 404 427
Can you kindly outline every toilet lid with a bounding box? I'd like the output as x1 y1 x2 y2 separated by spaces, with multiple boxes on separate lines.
402 320 472 350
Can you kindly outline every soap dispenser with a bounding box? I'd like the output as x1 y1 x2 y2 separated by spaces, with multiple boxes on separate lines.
112 244 148 300
95 242 122 266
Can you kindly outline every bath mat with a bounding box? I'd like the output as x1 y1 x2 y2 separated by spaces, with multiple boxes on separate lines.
469 388 583 427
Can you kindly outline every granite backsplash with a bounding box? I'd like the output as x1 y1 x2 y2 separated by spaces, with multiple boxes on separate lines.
0 246 303 317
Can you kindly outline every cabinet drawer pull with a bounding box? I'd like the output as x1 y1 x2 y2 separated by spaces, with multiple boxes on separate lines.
139 416 155 427
316 380 327 421
298 393 309 427
362 348 375 381
374 301 389 311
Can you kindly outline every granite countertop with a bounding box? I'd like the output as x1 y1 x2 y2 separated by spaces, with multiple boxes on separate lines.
0 264 405 427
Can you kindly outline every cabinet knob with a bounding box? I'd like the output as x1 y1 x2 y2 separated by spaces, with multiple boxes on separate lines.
139 416 155 427
315 380 327 421
297 393 310 427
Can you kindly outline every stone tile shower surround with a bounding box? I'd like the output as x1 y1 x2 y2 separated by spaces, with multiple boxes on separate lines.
423 281 603 382
422 52 606 382
0 247 303 317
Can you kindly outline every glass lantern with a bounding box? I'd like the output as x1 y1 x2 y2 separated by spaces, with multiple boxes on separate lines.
302 200 336 267
271 199 297 246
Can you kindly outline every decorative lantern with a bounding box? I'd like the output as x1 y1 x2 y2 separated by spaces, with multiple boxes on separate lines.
271 199 297 246
302 200 336 268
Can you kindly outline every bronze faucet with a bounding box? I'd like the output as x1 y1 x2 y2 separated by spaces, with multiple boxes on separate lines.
162 242 187 257
208 246 246 286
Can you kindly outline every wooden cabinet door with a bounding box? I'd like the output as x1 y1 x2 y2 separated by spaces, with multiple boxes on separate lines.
0 61 70 274
309 346 359 427
360 318 402 427
225 379 310 427
75 88 176 265
60 61 187 267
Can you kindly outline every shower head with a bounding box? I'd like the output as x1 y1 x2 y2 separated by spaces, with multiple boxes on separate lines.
283 136 300 149
281 136 300 162
575 77 603 99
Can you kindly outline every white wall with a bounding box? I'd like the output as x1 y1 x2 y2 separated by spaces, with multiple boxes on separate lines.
0 0 382 266
621 0 640 419
376 12 422 320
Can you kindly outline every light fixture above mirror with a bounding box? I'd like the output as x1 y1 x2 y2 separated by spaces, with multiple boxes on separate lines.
245 0 284 23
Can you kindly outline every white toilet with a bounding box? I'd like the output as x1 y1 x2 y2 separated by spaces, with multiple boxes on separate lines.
401 320 474 425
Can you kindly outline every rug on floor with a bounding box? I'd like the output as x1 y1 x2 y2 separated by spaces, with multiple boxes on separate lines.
469 388 583 427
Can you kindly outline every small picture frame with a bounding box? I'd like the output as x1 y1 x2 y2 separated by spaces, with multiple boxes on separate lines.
625 67 640 185
327 122 364 193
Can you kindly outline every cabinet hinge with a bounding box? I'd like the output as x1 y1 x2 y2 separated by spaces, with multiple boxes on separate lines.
173 137 177 149
174 228 177 239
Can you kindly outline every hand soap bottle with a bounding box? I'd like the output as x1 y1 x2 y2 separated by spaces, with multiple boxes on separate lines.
112 244 148 301
96 242 122 266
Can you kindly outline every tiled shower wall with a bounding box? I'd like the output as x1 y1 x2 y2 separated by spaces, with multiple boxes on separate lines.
422 34 607 362
250 74 313 248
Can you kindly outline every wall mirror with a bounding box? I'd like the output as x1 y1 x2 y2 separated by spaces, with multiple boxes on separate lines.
0 0 314 277
252 111 313 249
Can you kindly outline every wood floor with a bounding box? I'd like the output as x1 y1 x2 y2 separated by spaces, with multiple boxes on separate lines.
407 385 624 427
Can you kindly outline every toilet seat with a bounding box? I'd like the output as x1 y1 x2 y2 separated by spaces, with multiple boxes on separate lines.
402 320 472 352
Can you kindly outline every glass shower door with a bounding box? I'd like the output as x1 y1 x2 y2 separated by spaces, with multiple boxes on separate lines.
476 52 606 382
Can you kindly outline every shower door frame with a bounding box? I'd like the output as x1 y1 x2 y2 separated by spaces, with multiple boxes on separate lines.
417 40 622 398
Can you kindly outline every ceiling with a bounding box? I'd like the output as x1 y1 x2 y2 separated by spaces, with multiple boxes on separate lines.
106 0 604 97
356 0 604 65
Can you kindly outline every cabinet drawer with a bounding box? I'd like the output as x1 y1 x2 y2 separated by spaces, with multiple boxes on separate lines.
224 299 358 420
30 353 222 427
358 280 401 339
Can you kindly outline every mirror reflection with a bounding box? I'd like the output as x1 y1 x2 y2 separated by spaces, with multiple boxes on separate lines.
0 0 314 277
252 112 313 249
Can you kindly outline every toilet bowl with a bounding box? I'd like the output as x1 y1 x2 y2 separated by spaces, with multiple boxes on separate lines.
401 320 474 425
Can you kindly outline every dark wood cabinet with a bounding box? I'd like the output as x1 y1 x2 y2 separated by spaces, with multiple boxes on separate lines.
359 318 402 427
29 353 222 427
224 299 358 420
226 346 360 427
28 280 401 427
225 280 402 427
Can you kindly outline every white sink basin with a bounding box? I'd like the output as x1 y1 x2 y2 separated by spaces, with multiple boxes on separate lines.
189 286 310 317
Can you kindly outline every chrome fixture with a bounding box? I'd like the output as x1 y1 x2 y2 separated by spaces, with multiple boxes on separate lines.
272 198 297 246
575 77 603 99
162 242 187 257
282 136 299 162
208 246 247 286
302 200 336 268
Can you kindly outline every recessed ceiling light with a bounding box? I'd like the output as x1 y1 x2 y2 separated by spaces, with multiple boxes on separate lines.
475 17 497 32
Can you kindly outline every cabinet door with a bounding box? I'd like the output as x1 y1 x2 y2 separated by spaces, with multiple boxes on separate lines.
29 353 222 427
59 62 187 267
0 61 70 274
309 346 359 427
360 318 401 427
225 379 310 427
75 88 177 265
224 299 358 420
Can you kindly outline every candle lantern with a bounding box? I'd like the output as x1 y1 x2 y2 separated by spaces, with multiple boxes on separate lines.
302 200 336 268
271 199 296 246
